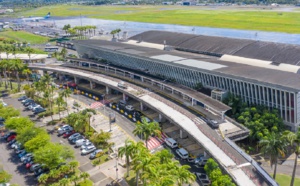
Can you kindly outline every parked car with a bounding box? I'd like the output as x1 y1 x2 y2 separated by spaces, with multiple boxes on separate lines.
199 179 211 186
31 104 42 111
24 100 35 107
2 131 17 141
175 148 189 159
80 141 93 150
90 149 103 159
58 125 73 135
165 138 178 149
75 139 89 148
195 173 209 181
26 160 34 169
8 139 16 146
0 117 5 122
81 145 96 155
71 135 84 144
33 107 46 114
21 98 33 104
68 133 81 141
18 95 27 101
34 168 49 177
63 130 76 138
27 103 40 110
16 149 25 154
30 164 42 172
21 153 33 162
7 134 16 142
18 151 27 158
124 105 134 116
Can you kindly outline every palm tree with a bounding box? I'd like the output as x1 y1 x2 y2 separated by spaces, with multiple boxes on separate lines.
133 117 161 149
58 178 69 186
60 48 67 61
80 172 89 181
49 169 61 180
283 129 300 186
0 59 9 89
90 129 111 148
11 45 17 59
10 59 24 91
22 68 31 84
38 173 49 184
0 45 3 59
174 164 196 186
259 132 287 179
55 95 65 120
4 45 11 59
154 149 173 164
69 161 79 173
118 139 136 177
60 87 72 115
132 142 151 186
25 47 34 63
70 175 80 186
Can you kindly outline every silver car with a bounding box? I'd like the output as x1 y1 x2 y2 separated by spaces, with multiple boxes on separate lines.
81 145 96 155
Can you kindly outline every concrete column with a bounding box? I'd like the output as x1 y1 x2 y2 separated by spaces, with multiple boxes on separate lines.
141 77 144 82
140 102 144 111
106 86 111 95
74 76 78 84
123 93 127 101
192 98 196 106
180 129 188 139
58 74 63 81
88 63 91 68
90 81 94 89
221 111 225 122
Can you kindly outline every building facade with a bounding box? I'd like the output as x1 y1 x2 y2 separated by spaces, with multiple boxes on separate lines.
74 39 300 131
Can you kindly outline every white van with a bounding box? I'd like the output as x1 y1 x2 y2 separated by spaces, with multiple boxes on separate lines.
165 138 178 148
176 148 189 159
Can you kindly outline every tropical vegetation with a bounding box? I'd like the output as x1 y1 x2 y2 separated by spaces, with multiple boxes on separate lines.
118 140 196 186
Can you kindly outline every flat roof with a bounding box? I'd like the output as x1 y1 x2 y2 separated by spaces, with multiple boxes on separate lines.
130 30 300 66
0 53 47 60
74 40 300 91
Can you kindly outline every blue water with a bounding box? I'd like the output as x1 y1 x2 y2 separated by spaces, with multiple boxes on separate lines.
48 17 300 45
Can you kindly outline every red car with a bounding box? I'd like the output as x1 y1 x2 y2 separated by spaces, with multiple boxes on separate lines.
26 161 34 169
7 135 16 142
63 130 75 138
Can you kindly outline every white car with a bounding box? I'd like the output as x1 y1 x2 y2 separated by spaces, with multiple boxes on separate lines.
31 105 41 111
81 145 96 155
58 125 73 135
75 139 89 148
80 141 93 150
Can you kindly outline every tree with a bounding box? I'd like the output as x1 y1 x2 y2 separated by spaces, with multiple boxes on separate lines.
204 158 219 176
90 129 111 148
4 45 11 59
80 172 89 181
25 47 34 63
69 161 79 173
110 28 121 38
60 88 72 115
62 24 71 34
0 170 12 183
38 173 49 184
133 117 161 149
58 178 70 186
10 59 24 91
259 132 287 179
0 59 10 89
118 139 136 176
283 129 300 186
70 175 80 186
81 108 96 132
4 117 34 131
55 95 65 120
0 105 20 119
33 143 74 169
16 126 47 145
24 132 50 152
60 48 67 61
154 149 174 164
22 68 31 84
174 164 195 186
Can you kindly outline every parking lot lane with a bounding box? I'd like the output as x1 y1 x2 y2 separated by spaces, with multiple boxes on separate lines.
90 172 107 183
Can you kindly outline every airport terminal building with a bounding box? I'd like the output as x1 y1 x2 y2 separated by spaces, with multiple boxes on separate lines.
74 31 300 131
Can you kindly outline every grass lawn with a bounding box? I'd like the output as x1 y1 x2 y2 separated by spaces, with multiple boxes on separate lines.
18 5 300 33
0 30 49 44
276 174 300 186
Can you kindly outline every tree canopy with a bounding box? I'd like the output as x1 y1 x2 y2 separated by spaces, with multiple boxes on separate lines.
4 116 34 131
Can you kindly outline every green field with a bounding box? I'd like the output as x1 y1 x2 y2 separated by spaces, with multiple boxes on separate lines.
18 5 300 33
276 174 300 186
0 30 49 44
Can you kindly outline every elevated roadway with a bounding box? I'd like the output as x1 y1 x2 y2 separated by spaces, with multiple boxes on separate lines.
29 64 276 186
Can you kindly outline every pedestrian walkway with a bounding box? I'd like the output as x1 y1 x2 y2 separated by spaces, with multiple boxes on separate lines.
90 101 104 109
145 133 168 151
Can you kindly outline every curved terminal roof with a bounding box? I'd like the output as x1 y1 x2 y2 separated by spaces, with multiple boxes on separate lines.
129 31 300 66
